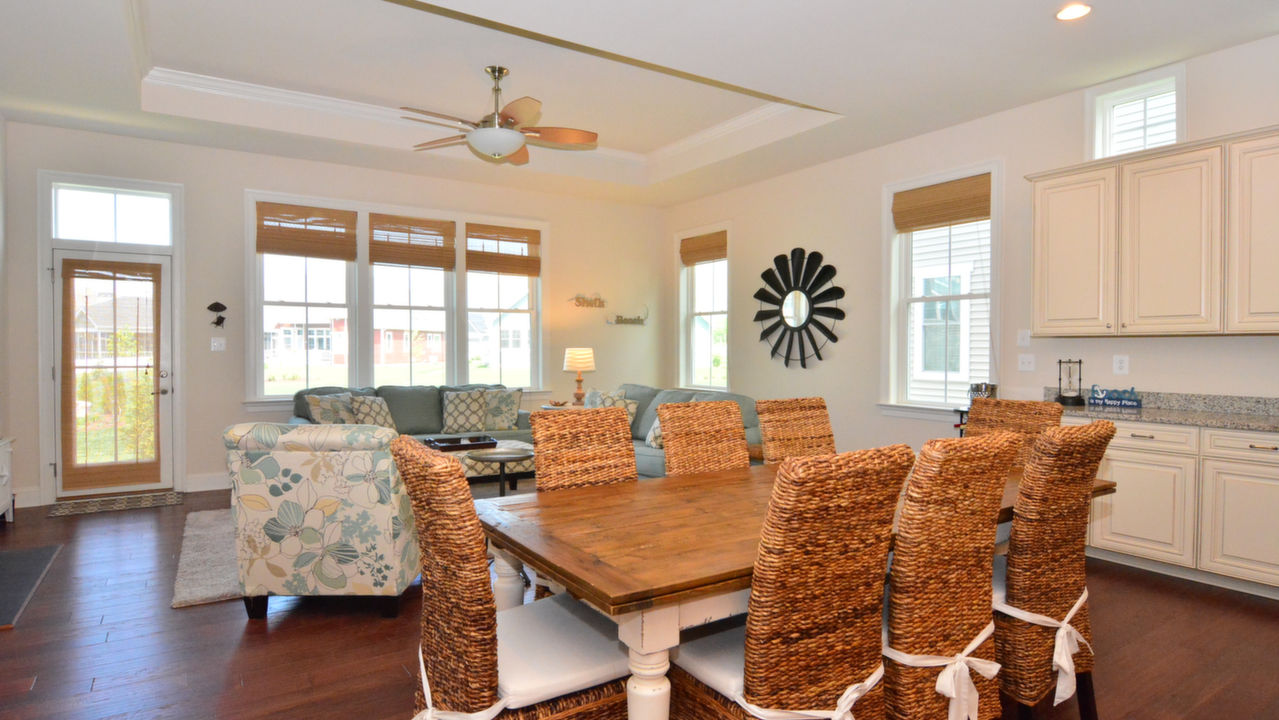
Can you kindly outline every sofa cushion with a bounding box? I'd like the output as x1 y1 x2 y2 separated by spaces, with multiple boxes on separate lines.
485 388 523 431
633 441 667 479
646 418 664 448
376 386 443 435
586 389 638 423
635 389 695 440
293 386 374 421
443 389 489 433
306 393 356 424
619 384 661 439
351 396 397 430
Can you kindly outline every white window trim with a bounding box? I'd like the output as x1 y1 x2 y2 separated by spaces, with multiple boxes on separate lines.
1085 63 1186 160
243 190 547 402
677 222 731 391
880 161 1002 415
35 170 188 504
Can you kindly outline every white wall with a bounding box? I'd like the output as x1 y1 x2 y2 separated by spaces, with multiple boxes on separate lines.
664 33 1279 452
3 123 665 503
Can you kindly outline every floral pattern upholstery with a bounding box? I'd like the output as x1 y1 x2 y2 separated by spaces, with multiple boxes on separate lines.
224 422 419 598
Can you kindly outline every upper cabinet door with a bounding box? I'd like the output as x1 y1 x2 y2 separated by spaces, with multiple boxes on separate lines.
1226 133 1279 333
1119 146 1223 334
1032 167 1118 335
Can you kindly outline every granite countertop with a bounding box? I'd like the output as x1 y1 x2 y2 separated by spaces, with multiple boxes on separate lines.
1062 405 1279 433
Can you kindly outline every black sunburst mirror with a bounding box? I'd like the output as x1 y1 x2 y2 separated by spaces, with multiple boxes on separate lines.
753 248 845 368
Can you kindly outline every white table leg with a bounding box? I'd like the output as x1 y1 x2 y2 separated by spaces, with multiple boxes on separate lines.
626 648 671 720
491 549 524 610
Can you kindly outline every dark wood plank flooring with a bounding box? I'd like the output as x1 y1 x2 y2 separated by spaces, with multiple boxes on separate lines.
0 490 1276 719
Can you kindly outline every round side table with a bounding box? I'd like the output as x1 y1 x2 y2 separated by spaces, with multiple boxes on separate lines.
466 447 535 497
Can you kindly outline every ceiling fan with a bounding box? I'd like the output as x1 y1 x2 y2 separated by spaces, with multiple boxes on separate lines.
401 65 598 165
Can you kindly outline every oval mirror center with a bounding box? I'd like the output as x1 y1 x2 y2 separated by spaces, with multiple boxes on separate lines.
781 290 810 328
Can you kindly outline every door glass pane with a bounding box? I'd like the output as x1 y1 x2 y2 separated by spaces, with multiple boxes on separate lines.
54 185 171 245
55 188 115 242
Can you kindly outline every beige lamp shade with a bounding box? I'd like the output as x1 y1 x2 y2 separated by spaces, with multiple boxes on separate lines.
563 347 596 373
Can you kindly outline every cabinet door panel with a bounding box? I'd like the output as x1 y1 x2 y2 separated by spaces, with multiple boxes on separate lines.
1120 146 1223 333
1227 134 1279 332
1199 459 1279 586
1089 449 1197 566
1033 168 1117 335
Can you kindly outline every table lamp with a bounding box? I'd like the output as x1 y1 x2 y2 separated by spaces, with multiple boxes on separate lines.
563 347 596 405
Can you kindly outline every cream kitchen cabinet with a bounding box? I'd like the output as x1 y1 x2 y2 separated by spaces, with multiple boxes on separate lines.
1032 167 1117 335
1226 133 1279 332
1119 146 1223 333
1198 429 1279 586
1088 446 1199 567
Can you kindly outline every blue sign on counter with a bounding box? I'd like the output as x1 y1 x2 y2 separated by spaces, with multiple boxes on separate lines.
1088 385 1142 409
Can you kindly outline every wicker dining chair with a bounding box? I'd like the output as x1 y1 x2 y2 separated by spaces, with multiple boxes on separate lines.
389 436 630 720
881 432 1022 720
670 444 917 720
993 421 1115 720
965 398 1063 467
657 400 751 476
755 397 837 464
530 407 638 492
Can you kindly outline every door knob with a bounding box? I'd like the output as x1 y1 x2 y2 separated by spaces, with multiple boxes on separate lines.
151 389 170 396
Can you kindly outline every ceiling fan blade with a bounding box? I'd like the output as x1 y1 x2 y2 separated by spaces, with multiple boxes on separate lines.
505 145 530 165
522 127 598 145
400 106 477 129
413 135 468 151
499 96 542 128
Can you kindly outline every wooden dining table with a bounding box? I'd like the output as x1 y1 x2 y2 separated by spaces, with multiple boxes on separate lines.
475 463 1116 720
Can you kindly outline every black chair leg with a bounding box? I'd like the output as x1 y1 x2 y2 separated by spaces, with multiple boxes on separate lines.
1076 672 1099 720
380 595 401 619
1016 703 1035 720
243 595 268 619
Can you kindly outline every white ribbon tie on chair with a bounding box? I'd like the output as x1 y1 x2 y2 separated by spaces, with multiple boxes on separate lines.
732 664 884 720
412 645 509 720
993 588 1092 706
881 621 1001 720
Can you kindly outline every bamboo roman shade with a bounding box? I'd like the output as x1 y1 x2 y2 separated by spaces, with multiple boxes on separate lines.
256 202 358 261
892 173 991 233
679 230 728 266
465 223 541 276
369 213 456 269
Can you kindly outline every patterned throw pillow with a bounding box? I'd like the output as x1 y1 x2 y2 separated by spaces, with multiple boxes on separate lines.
352 396 397 430
442 389 488 433
646 417 663 448
485 389 523 431
590 389 639 423
305 393 356 424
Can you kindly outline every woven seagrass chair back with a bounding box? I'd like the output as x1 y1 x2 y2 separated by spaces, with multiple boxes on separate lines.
657 401 751 476
390 436 498 715
530 407 638 492
884 432 1022 720
756 397 837 464
741 445 916 715
995 420 1115 706
965 398 1063 467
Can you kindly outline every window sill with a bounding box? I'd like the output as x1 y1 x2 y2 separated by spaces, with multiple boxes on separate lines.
876 402 965 422
243 399 294 414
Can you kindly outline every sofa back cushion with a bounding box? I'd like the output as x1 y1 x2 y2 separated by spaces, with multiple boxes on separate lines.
619 383 661 440
293 386 375 421
376 385 444 435
635 389 695 440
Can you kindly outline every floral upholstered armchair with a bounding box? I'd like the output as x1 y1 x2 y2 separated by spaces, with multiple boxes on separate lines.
223 422 420 618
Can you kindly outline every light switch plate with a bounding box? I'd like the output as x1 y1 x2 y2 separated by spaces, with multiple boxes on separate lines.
1018 354 1035 372
1113 354 1129 375
1017 329 1031 347
211 336 227 352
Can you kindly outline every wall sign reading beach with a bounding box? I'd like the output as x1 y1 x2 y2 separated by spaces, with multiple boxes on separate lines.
753 247 844 368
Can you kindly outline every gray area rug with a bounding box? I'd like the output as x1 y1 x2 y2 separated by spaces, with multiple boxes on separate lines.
49 491 184 517
0 545 62 629
171 509 240 608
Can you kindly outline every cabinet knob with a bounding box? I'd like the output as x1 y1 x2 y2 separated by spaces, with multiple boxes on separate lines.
1106 323 1112 329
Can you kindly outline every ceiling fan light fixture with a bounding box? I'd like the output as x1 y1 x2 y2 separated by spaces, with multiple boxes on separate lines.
1056 3 1091 20
468 126 526 158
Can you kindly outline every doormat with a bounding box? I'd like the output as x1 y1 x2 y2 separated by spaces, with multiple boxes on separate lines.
171 509 239 608
47 491 184 517
0 545 62 629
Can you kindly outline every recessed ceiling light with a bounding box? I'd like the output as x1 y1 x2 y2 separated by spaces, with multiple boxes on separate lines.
1057 3 1092 20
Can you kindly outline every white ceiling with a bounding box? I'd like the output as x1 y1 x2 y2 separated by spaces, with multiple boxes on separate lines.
1 1 1278 205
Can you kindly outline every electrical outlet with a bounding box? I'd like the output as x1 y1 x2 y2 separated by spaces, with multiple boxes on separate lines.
1018 354 1035 372
1113 354 1129 375
1017 329 1031 347
211 337 227 352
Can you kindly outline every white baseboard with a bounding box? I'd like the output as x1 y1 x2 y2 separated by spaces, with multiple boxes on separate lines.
183 472 231 493
15 487 45 509
1087 547 1279 602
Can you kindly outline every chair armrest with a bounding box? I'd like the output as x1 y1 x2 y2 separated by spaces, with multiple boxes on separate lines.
225 422 396 452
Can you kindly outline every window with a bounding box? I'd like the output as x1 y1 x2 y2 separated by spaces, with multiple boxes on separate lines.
891 174 993 406
53 182 172 246
465 223 540 388
680 229 729 388
1091 71 1183 159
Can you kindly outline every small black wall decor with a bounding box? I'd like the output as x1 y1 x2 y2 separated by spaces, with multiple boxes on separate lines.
753 248 845 368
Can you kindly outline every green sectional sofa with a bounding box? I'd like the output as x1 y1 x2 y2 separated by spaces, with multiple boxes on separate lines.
288 384 532 444
611 383 761 478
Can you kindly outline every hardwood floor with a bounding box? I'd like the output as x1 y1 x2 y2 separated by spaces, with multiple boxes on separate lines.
1 490 1277 719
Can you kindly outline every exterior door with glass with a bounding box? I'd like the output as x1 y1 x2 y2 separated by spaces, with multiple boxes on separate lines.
55 251 173 495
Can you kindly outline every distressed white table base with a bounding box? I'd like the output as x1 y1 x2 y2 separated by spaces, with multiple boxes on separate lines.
491 546 525 611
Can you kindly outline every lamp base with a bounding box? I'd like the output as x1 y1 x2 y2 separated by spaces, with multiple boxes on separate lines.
573 371 585 405
1056 394 1086 406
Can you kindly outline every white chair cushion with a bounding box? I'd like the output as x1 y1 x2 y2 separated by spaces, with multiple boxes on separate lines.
671 621 746 699
497 593 630 709
992 553 1008 604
